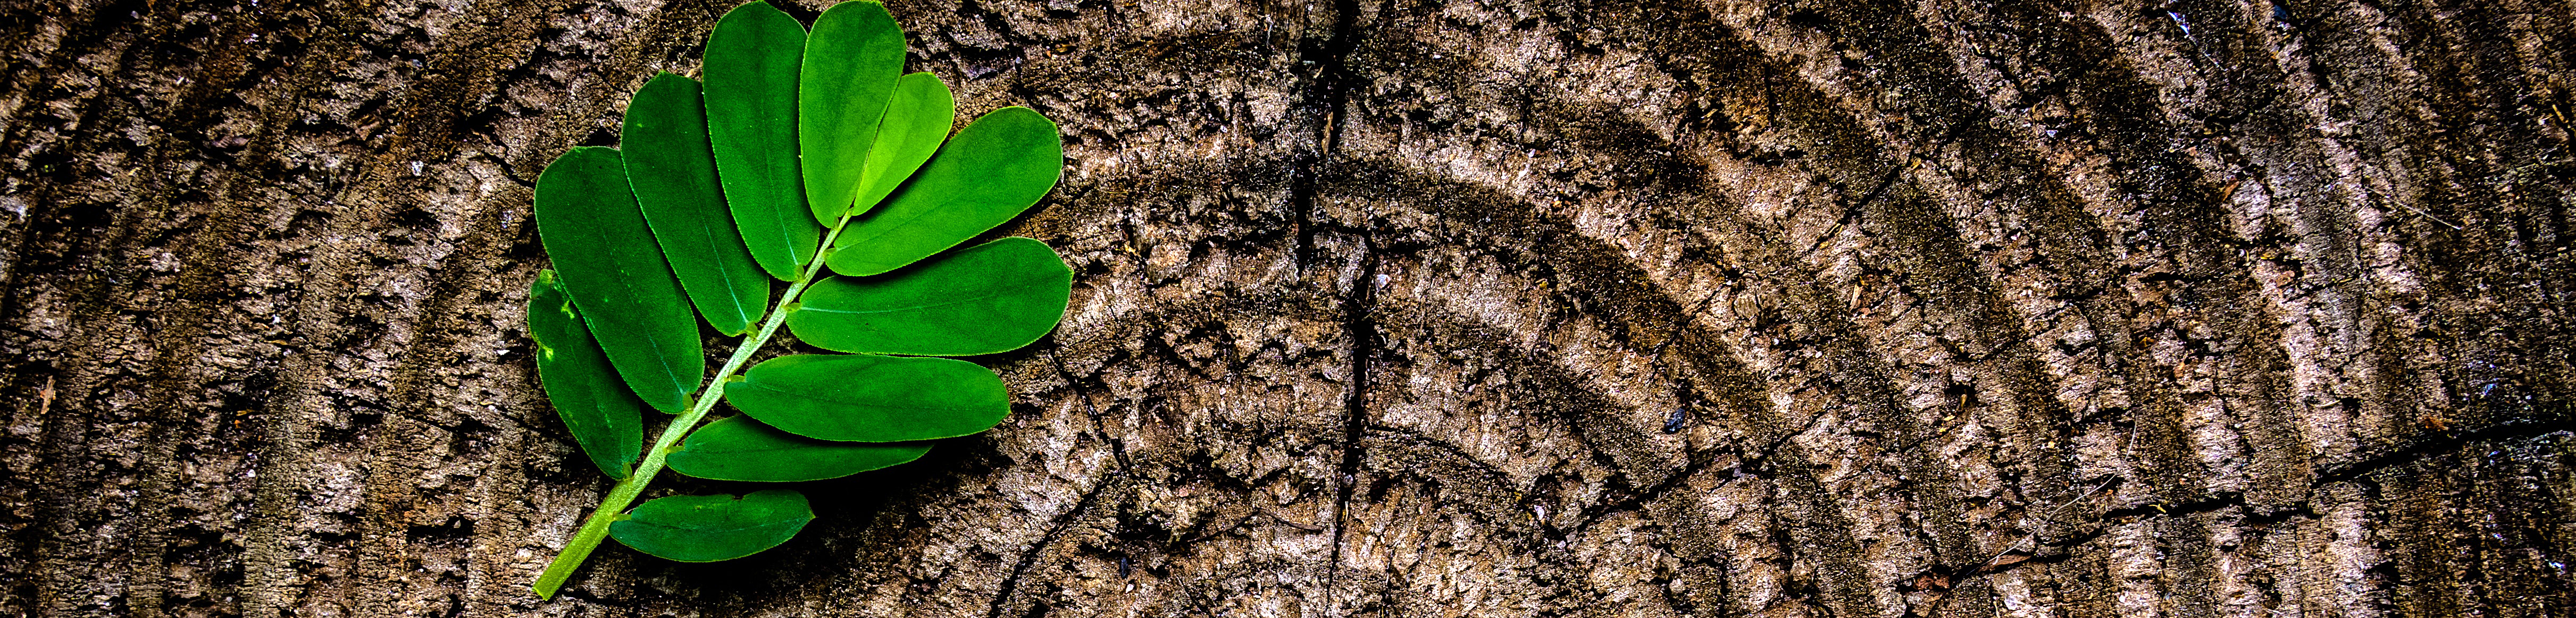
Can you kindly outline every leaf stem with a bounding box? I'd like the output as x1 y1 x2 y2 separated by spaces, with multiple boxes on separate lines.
533 218 856 599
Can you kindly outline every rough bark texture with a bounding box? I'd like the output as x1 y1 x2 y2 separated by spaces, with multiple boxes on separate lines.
3 0 2572 615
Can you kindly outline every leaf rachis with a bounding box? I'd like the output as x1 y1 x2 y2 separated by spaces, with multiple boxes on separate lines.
534 209 865 599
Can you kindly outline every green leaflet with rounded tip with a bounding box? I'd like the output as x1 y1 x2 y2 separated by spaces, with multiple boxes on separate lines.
827 106 1064 276
668 415 931 482
849 72 955 214
799 1 904 225
624 73 770 336
705 1 816 281
533 147 702 414
608 490 813 562
726 354 1009 442
790 236 1070 356
526 271 646 479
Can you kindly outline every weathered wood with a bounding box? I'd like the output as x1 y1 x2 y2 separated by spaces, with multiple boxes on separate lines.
1 0 2570 616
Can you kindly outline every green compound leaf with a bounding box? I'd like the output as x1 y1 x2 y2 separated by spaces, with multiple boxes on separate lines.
850 72 956 215
828 106 1064 276
608 490 813 562
526 271 646 479
668 414 931 482
704 1 817 281
726 354 1010 442
533 147 703 414
624 73 770 336
530 2 1071 586
799 0 905 225
790 236 1070 356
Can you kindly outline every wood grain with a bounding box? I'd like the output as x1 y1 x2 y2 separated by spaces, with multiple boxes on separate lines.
1 0 2569 616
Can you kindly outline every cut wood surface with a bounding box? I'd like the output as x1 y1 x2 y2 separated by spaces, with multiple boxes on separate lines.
2 0 2571 616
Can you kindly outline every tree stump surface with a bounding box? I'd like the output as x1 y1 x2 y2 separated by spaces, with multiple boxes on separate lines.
2 0 2570 616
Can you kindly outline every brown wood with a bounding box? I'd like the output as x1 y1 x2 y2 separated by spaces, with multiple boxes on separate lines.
2 0 2571 615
